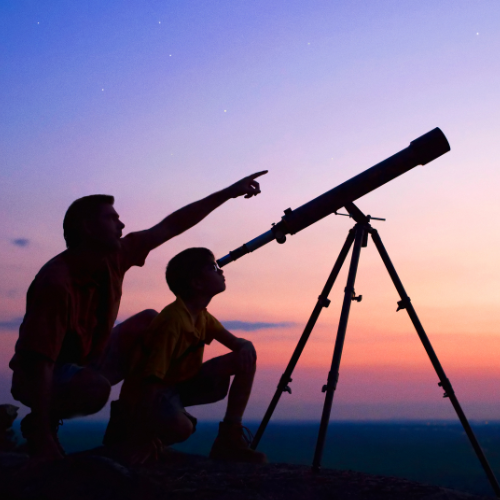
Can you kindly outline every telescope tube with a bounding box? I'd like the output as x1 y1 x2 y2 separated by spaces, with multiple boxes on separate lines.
217 127 450 267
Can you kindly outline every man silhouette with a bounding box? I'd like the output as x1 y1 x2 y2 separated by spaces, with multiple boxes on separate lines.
9 171 267 460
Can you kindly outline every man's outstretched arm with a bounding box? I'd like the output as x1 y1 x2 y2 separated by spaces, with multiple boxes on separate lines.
142 170 267 250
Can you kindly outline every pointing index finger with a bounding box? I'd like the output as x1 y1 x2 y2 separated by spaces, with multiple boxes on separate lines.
248 170 268 180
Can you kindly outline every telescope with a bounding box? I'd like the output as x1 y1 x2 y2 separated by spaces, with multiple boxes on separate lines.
217 127 450 267
218 128 500 496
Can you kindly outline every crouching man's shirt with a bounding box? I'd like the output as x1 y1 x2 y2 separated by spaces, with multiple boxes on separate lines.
10 233 152 370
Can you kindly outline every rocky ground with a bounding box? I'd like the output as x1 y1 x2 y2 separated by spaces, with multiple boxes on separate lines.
0 405 495 500
0 446 495 500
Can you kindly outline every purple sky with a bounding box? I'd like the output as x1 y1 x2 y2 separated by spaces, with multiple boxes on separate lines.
2 1 500 422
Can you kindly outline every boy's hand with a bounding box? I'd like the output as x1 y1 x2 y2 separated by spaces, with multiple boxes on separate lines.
227 171 268 199
237 340 257 373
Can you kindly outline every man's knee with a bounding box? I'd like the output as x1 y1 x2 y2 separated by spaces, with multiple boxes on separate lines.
141 308 159 322
103 309 159 384
129 309 158 332
159 413 195 444
67 369 111 415
112 309 158 343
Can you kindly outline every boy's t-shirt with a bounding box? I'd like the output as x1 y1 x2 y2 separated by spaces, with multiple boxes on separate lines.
120 297 225 406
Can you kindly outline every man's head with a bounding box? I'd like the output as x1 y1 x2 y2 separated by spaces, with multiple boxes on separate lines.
63 194 125 251
166 248 226 301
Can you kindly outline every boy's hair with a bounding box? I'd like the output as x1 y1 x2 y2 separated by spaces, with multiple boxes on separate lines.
63 194 115 248
166 247 215 299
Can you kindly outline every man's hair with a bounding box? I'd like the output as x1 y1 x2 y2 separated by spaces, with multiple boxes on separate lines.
63 194 115 248
166 247 215 299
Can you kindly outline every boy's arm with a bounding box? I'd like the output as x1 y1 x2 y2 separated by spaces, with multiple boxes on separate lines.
213 328 256 373
139 171 267 251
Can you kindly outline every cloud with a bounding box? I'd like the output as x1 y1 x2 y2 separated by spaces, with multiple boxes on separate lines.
0 317 22 331
11 238 30 247
221 320 296 332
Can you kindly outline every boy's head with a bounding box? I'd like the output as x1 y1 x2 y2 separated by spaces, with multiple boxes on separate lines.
166 248 225 300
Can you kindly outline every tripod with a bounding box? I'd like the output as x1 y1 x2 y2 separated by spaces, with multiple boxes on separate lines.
250 202 500 497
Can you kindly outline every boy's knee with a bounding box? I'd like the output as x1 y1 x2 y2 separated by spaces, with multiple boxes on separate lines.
235 352 256 375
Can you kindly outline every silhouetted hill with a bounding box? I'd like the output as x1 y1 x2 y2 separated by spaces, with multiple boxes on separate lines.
0 447 493 500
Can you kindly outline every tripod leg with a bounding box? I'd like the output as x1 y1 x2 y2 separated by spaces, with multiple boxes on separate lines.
312 224 366 472
250 228 356 450
370 228 500 498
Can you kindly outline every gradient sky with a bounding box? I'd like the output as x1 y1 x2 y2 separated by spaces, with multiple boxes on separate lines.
2 1 500 423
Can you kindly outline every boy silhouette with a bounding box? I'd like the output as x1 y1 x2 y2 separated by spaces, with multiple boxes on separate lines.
107 247 266 464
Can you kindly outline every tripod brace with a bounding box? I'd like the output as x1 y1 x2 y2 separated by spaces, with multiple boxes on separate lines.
250 202 500 498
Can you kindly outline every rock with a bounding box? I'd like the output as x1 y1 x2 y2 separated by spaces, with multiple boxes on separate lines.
0 405 18 430
0 405 19 452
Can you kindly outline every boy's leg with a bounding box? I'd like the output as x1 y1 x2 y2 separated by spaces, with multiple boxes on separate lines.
184 351 255 423
179 352 266 463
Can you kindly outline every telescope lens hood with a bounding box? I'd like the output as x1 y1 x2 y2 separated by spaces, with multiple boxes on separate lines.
410 127 450 166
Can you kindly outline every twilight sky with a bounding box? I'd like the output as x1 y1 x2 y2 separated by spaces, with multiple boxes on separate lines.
1 1 500 423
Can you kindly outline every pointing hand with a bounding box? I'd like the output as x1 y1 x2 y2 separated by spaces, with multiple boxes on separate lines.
227 171 268 199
